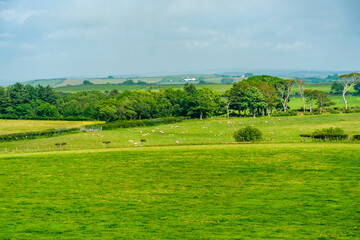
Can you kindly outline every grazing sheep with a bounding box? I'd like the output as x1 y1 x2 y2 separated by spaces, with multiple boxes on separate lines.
159 131 165 134
175 126 179 128
176 141 179 144
171 126 174 128
265 121 268 123
251 124 254 127
129 140 134 143
152 130 155 133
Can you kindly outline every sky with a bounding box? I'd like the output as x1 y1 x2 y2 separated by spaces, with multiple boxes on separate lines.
0 0 359 84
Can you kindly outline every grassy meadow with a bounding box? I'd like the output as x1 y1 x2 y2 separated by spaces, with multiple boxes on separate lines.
0 144 359 239
0 113 359 239
0 113 360 153
0 119 101 135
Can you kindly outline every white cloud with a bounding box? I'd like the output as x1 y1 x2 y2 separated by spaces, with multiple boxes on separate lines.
0 9 36 25
275 42 309 51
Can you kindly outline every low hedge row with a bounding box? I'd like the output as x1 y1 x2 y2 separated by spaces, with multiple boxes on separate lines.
300 127 351 141
103 117 187 130
0 128 80 142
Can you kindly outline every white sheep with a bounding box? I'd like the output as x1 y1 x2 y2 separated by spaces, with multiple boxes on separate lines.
129 140 134 143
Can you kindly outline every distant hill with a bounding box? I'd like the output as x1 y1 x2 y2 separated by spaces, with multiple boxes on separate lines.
24 78 67 86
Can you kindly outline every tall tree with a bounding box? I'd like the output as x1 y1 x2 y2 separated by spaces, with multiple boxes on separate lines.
243 87 267 118
304 89 316 113
275 80 295 112
338 73 360 109
296 79 306 112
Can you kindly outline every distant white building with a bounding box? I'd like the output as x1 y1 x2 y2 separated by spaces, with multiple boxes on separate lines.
184 77 196 82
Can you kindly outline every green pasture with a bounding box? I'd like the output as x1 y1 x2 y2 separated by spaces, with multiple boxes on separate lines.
55 74 228 87
55 83 233 93
288 95 360 109
1 113 360 153
0 144 359 239
0 120 101 135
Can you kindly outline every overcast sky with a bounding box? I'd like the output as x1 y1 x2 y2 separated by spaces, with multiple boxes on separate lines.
0 0 359 84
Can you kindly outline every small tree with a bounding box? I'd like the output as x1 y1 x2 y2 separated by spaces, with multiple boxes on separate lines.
55 142 66 150
233 126 262 142
123 79 135 85
338 73 360 109
82 80 93 85
313 90 335 112
330 82 343 94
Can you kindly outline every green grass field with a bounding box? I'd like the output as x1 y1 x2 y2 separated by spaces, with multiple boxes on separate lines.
0 144 359 239
1 114 359 239
55 83 234 93
1 113 360 153
288 95 360 109
0 120 101 135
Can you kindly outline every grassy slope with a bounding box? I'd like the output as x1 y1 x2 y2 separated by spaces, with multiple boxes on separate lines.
0 144 359 239
0 120 102 135
1 113 360 153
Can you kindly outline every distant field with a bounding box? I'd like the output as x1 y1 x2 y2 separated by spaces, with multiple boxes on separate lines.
0 120 102 135
55 74 235 87
55 83 234 93
0 144 358 239
288 95 360 109
1 113 360 153
55 83 342 95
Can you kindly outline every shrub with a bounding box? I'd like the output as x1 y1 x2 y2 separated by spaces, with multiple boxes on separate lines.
352 135 360 141
300 127 348 141
234 126 263 142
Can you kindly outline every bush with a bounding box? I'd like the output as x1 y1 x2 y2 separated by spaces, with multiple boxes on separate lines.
300 127 348 141
352 135 360 141
233 126 262 142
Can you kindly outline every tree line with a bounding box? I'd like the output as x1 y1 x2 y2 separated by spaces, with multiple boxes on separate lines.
0 74 359 122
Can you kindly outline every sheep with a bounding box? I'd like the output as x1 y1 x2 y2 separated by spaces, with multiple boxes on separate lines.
152 130 155 133
159 131 165 134
129 140 134 143
265 121 268 123
176 141 179 144
175 126 179 128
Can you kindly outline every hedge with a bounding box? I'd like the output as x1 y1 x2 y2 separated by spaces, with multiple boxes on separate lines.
0 128 80 142
102 117 187 130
